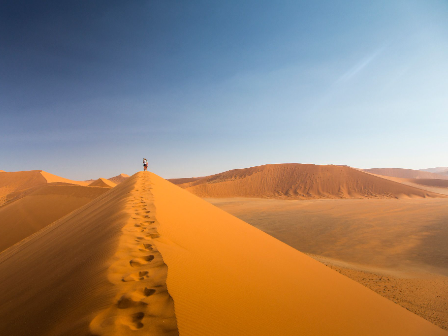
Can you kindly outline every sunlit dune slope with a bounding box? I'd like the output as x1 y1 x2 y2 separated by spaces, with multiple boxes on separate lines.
168 177 203 185
371 175 448 196
0 184 109 252
364 168 448 180
407 179 448 188
108 173 130 184
0 170 87 206
172 164 444 199
1 172 446 335
152 172 446 335
89 177 117 188
0 175 143 336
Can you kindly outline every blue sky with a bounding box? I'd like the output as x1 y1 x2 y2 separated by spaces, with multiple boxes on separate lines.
1 1 448 180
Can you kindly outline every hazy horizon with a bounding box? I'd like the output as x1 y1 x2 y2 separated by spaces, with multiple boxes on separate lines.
2 1 448 180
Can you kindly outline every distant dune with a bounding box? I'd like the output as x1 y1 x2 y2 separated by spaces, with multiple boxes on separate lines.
0 170 87 206
420 167 448 175
0 184 109 252
364 168 448 180
0 172 446 335
170 164 445 199
407 179 448 188
108 173 129 184
89 177 117 188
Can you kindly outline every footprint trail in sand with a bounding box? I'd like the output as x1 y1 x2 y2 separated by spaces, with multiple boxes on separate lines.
90 173 178 335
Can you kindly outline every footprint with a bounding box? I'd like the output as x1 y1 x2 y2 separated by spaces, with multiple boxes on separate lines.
143 288 156 296
116 295 147 309
131 312 144 329
122 271 149 282
130 255 154 267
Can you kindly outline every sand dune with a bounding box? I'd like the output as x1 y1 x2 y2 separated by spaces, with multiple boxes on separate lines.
364 168 448 180
108 173 130 184
171 163 445 199
420 167 448 175
0 170 87 206
89 177 117 188
0 184 109 252
369 175 448 196
0 173 177 336
407 178 448 188
1 172 446 335
208 197 448 330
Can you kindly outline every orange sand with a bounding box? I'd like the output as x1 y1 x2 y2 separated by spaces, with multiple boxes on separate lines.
364 168 448 180
171 164 445 199
109 173 130 184
0 184 109 252
89 177 117 188
0 170 87 206
0 173 176 335
152 173 446 335
0 172 446 335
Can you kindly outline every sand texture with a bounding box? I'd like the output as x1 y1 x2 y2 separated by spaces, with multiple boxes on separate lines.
1 172 446 335
0 170 87 206
364 168 448 180
109 173 130 184
171 164 445 199
0 184 109 252
151 173 446 335
90 177 118 188
208 197 448 330
0 173 177 336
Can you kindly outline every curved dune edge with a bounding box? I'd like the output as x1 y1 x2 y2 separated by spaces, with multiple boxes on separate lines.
0 184 109 252
89 177 117 188
0 173 139 335
174 164 446 200
149 172 448 336
89 172 178 335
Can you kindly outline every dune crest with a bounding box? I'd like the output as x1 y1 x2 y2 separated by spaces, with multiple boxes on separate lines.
1 172 446 335
108 173 130 185
0 184 109 252
89 177 117 188
150 172 447 335
89 173 177 335
171 164 445 199
364 168 448 180
0 170 87 206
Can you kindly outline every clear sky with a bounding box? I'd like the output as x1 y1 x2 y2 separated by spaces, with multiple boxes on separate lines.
1 1 448 180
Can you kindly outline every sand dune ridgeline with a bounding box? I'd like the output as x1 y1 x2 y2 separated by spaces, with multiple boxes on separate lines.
1 171 447 335
364 168 448 180
171 164 445 199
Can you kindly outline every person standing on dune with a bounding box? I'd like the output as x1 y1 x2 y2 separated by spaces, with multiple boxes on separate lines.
143 158 148 171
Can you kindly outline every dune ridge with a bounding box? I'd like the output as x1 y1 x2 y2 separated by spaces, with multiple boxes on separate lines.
0 173 177 336
149 172 447 335
90 177 117 188
109 173 130 185
0 170 87 206
364 168 448 180
89 172 177 335
0 184 110 252
171 164 445 199
1 172 447 335
420 167 448 175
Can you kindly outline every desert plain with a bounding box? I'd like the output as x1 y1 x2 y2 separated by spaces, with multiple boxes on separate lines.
1 164 448 335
